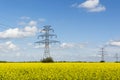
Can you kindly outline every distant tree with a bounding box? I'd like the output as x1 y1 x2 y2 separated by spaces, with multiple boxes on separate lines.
0 61 7 63
41 57 54 63
115 61 120 63
100 60 105 63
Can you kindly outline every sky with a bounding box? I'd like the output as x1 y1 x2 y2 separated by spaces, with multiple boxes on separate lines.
0 0 120 62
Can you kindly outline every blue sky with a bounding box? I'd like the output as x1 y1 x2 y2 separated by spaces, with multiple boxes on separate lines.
0 0 120 62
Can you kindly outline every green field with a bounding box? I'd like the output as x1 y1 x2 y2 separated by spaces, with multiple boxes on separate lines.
0 63 120 80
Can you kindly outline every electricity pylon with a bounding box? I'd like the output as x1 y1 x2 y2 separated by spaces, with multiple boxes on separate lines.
99 47 106 62
35 25 59 59
114 53 119 62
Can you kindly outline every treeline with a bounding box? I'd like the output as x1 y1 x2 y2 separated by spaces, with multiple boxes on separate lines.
0 61 120 63
0 61 7 63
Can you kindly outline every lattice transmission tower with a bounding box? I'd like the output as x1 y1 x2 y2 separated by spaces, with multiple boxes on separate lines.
99 47 106 62
114 53 119 62
35 25 59 59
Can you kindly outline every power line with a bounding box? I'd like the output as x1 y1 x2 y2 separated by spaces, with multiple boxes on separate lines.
0 23 13 30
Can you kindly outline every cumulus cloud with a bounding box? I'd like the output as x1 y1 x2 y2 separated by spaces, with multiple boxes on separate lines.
60 43 74 48
107 40 120 47
72 0 106 12
18 17 46 26
5 41 19 50
60 42 88 49
0 20 38 39
28 20 37 26
0 26 37 39
0 41 19 52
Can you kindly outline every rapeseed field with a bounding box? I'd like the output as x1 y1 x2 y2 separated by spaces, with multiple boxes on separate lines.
0 63 120 80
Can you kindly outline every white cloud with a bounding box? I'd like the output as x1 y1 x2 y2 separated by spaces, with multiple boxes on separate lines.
24 26 37 33
71 3 78 8
28 20 37 26
5 41 19 51
107 40 120 47
20 16 31 20
73 0 106 12
27 43 33 46
0 27 37 39
0 20 38 39
34 45 44 48
79 0 99 8
60 42 87 49
16 52 21 57
27 42 44 49
88 4 106 12
60 43 74 48
18 21 26 26
19 16 46 25
0 41 19 52
38 18 46 23
32 42 87 49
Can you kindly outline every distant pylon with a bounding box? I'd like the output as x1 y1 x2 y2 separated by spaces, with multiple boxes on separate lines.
115 53 119 62
35 25 59 59
99 47 106 62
